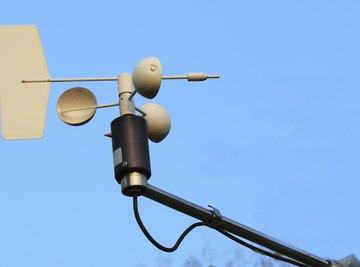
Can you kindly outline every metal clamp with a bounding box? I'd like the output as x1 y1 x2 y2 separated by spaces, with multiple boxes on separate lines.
208 205 222 228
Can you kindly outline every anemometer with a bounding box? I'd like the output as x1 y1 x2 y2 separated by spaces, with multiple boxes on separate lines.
0 25 358 267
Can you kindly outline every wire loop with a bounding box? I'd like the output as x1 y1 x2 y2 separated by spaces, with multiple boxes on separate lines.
133 196 308 266
133 196 208 252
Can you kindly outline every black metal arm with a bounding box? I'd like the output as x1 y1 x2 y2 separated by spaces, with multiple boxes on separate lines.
141 183 358 267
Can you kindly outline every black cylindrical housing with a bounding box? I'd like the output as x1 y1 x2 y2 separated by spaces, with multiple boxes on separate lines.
111 114 151 184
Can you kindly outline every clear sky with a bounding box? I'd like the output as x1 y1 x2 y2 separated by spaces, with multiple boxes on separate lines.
1 1 360 266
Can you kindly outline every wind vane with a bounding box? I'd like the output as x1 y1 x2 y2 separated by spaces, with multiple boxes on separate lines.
0 25 358 267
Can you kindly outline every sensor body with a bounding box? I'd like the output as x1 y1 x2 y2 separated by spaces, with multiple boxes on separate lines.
111 114 151 195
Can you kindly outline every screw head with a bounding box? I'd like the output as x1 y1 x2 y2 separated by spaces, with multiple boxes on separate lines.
122 161 128 167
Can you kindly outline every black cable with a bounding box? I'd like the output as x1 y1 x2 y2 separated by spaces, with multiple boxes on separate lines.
133 196 308 267
214 228 308 267
132 196 208 252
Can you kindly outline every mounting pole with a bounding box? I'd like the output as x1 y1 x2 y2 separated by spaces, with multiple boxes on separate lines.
139 184 330 267
129 183 358 267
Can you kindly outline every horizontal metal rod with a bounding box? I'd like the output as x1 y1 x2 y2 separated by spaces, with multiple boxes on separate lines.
22 74 220 83
61 102 119 113
162 74 220 80
142 184 330 267
22 77 118 83
162 75 187 80
207 75 220 79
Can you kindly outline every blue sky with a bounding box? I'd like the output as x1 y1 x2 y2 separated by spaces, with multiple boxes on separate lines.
1 1 360 266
